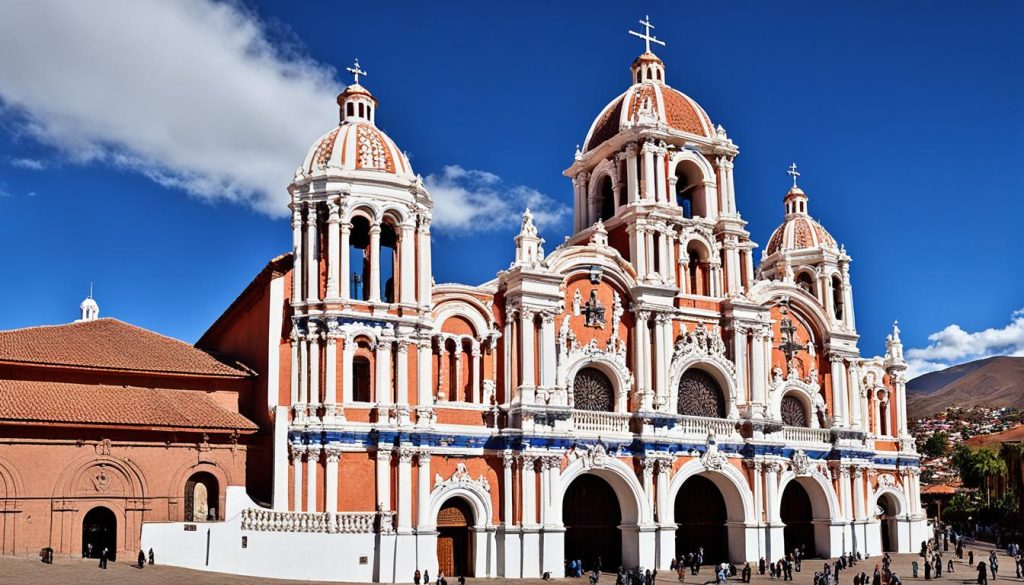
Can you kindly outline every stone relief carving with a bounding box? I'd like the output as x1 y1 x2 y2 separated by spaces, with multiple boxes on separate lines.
434 462 490 493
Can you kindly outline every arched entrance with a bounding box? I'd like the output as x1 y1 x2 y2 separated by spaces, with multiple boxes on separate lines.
780 481 816 558
437 498 474 577
564 474 622 571
184 471 219 522
877 493 900 552
82 506 116 561
675 475 727 563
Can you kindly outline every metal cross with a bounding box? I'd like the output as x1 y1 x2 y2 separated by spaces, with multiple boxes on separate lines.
777 306 807 370
346 59 367 84
787 163 800 188
628 15 666 53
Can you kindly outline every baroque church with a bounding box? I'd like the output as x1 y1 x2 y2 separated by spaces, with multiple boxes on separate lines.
0 19 925 583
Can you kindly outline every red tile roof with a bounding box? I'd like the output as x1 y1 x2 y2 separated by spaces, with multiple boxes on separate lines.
0 379 257 432
0 318 252 377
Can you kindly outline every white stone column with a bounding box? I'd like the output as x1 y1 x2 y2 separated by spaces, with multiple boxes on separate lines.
751 462 764 525
539 457 550 526
305 204 319 302
417 337 434 408
291 205 304 302
750 327 767 416
829 354 845 426
764 462 780 523
502 453 515 525
325 448 340 513
626 143 639 204
291 445 303 512
642 459 656 519
645 229 656 280
838 467 852 521
520 309 536 394
521 456 537 527
853 468 867 520
652 315 666 405
377 338 393 404
453 348 463 401
744 249 756 288
395 340 409 410
655 459 671 524
895 372 909 436
400 223 416 304
643 142 656 201
368 221 381 302
416 451 432 526
666 234 677 287
398 448 414 530
339 221 351 300
326 200 341 299
436 341 448 401
633 225 648 281
417 218 432 307
341 338 355 404
289 333 299 406
471 342 482 403
848 365 863 430
298 334 309 410
539 313 556 389
654 147 667 203
306 446 319 512
308 329 321 415
376 449 392 511
733 326 748 407
637 311 652 409
325 334 338 419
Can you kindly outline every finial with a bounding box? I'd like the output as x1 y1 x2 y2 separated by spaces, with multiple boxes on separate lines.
892 320 901 341
346 58 367 85
628 15 666 54
89 282 93 299
787 163 800 188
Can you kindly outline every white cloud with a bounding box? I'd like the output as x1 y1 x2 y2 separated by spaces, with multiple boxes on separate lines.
0 0 338 216
425 165 570 233
9 158 46 170
906 309 1024 378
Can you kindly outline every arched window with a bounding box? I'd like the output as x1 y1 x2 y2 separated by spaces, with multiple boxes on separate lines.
780 394 808 427
677 369 726 418
353 356 372 402
380 221 398 303
599 176 615 221
349 216 371 300
879 398 890 435
184 471 218 522
832 275 844 320
573 367 614 411
346 103 354 117
646 69 652 80
675 161 707 218
686 243 710 296
656 70 662 82
796 272 815 295
358 103 365 117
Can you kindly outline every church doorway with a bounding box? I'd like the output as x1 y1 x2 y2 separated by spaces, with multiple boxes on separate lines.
675 475 728 564
185 471 219 521
877 493 899 552
563 474 622 572
82 506 117 561
437 498 474 578
780 481 816 558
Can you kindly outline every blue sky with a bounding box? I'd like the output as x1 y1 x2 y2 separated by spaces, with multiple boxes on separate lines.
0 1 1022 377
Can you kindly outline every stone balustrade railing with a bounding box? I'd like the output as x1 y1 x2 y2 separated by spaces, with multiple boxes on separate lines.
239 508 396 534
781 426 833 444
572 409 631 433
676 415 738 437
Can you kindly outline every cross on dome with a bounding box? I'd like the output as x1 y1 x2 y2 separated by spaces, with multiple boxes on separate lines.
346 59 367 85
628 15 666 54
787 163 801 188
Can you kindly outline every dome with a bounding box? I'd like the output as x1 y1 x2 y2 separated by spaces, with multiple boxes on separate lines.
583 77 715 152
765 186 838 255
300 120 413 179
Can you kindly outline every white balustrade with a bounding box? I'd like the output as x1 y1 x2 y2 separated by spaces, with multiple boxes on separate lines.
239 508 395 534
572 410 631 433
676 415 738 437
781 426 832 444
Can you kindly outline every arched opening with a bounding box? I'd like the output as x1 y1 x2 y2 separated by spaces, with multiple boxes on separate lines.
184 471 219 521
877 493 900 553
677 369 726 418
349 215 371 300
685 243 710 296
796 272 816 296
572 367 615 412
380 221 398 303
646 69 652 80
879 398 890 436
831 275 844 320
82 506 117 561
563 474 622 572
675 475 728 563
352 355 372 402
675 161 707 219
780 393 809 427
780 481 816 558
346 103 354 117
437 497 474 578
599 175 615 221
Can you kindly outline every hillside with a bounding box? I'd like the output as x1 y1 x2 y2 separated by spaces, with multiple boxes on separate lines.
906 356 1024 419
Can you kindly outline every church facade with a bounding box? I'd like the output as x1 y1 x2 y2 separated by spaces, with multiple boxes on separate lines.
138 25 926 582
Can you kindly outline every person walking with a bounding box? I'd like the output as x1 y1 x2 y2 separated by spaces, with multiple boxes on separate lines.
924 557 931 580
979 561 989 585
424 569 431 585
138 550 146 569
759 557 766 576
98 547 108 569
970 551 975 567
415 569 422 584
148 548 155 565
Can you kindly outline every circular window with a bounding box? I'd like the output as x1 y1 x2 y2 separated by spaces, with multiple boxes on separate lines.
677 369 726 418
780 394 808 427
573 367 615 412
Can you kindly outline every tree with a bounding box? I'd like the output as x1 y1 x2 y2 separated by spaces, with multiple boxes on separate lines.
952 444 983 488
972 448 1008 505
922 432 950 458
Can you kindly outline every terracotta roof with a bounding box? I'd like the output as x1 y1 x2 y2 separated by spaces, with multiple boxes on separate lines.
0 318 251 377
921 483 959 495
583 83 714 152
0 379 257 432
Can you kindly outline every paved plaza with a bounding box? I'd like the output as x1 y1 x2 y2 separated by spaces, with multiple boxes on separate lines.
0 541 1011 585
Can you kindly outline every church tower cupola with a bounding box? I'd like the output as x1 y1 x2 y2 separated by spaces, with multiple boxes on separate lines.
337 59 378 125
77 286 99 322
628 16 666 85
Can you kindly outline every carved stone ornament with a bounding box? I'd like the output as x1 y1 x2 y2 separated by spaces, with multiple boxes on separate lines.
583 289 606 328
700 435 729 471
877 473 896 488
93 470 111 492
578 442 610 470
672 325 734 375
791 449 812 476
433 462 490 493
